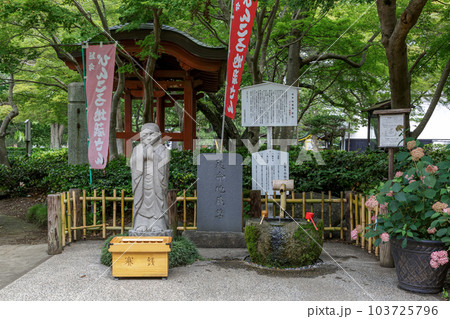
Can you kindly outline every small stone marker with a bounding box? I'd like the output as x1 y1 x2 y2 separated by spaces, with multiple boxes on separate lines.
68 82 88 165
252 149 289 196
197 153 243 232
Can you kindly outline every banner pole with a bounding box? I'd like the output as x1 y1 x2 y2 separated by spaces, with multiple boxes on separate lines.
81 43 93 185
220 0 235 153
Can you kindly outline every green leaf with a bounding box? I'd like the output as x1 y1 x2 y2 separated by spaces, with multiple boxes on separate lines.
424 175 436 188
404 181 420 192
406 230 413 237
436 228 447 237
424 189 437 199
390 200 399 212
395 192 407 202
401 238 407 248
392 183 402 192
374 238 381 247
425 210 435 218
396 152 409 161
410 224 417 231
414 201 424 212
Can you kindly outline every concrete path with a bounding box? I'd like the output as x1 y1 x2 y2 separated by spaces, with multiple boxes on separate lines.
0 244 50 289
0 241 444 301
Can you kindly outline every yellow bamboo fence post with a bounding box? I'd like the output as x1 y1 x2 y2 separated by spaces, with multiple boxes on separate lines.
375 205 379 257
66 191 72 243
113 189 117 235
121 190 125 234
321 192 325 240
183 190 187 230
72 190 77 241
194 190 197 228
310 191 313 214
368 208 372 253
102 189 106 238
361 194 366 250
302 192 306 218
328 191 332 238
355 194 359 246
61 192 66 247
82 190 87 239
93 189 97 236
340 191 344 240
291 192 295 218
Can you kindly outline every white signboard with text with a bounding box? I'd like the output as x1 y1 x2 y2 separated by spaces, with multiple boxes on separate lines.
241 82 297 127
252 149 289 196
379 114 405 148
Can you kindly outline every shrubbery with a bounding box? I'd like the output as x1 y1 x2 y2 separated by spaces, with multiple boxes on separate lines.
100 234 200 269
5 145 438 197
26 204 48 228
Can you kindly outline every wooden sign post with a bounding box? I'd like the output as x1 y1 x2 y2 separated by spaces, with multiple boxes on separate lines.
373 108 410 267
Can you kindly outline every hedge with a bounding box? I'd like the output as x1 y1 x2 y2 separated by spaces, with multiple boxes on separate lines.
1 146 396 197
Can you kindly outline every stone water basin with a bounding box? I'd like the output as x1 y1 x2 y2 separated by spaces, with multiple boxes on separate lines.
244 218 323 268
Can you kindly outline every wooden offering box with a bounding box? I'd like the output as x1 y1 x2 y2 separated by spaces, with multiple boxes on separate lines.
108 236 172 278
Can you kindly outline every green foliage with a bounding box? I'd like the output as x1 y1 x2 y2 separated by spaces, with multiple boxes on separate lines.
26 204 48 228
168 236 200 268
1 146 394 197
100 234 200 269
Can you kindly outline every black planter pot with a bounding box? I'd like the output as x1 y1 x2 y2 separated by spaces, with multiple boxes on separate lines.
390 237 449 294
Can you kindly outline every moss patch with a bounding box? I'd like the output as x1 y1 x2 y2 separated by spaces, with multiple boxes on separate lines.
100 234 201 269
245 219 323 268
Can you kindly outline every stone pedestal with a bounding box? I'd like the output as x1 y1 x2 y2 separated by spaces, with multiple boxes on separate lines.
68 82 88 165
128 229 173 237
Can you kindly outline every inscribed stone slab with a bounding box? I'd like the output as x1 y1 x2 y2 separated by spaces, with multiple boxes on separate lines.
197 153 243 232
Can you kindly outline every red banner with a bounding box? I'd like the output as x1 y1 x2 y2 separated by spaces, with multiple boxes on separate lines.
85 44 116 169
224 0 258 119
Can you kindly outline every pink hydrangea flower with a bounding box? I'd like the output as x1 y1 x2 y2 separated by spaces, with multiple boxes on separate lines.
425 165 438 174
407 140 416 150
395 171 403 178
443 207 450 215
380 203 388 215
432 202 448 213
427 227 436 234
380 232 389 243
386 191 394 197
365 195 378 210
430 250 449 269
405 174 414 180
410 147 424 161
351 229 358 240
371 215 376 222
430 259 439 269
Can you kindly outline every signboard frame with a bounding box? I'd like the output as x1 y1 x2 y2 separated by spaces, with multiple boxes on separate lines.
373 108 410 148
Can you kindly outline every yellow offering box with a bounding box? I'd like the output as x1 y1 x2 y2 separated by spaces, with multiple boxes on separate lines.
108 236 172 278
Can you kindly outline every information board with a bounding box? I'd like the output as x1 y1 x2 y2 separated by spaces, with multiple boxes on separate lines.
379 114 405 148
241 82 297 127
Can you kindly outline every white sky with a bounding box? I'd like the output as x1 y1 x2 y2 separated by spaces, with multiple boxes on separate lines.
350 104 450 140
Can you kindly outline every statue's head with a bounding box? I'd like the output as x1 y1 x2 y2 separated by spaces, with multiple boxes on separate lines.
140 123 161 146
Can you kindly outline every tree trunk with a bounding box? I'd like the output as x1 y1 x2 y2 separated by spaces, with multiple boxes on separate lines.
50 123 64 149
0 136 9 167
0 74 19 167
116 101 124 155
109 63 125 160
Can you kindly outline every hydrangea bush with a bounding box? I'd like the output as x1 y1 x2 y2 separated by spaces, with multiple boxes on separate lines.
363 141 450 268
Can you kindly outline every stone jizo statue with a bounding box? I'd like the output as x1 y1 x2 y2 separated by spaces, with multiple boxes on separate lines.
129 123 172 237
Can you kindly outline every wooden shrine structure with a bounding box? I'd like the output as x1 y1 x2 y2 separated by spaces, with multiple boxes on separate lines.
60 23 227 150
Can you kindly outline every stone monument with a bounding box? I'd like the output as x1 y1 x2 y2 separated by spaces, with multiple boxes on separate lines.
129 123 172 237
197 153 243 232
67 82 88 165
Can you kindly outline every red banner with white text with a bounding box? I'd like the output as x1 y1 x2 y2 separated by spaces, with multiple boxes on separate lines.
85 44 116 169
224 0 258 119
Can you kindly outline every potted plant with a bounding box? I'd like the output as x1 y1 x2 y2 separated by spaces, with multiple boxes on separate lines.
365 140 449 294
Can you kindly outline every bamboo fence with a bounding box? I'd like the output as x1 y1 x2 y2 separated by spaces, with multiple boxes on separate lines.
56 189 377 255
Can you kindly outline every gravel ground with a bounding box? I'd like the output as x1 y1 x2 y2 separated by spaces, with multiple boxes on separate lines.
0 241 444 301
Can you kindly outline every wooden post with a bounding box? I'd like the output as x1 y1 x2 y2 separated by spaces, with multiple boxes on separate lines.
250 190 261 217
167 190 178 238
328 191 332 239
183 190 187 230
344 191 353 242
113 189 117 235
47 194 62 255
102 189 106 238
380 241 395 268
69 189 82 241
340 191 344 240
61 192 66 247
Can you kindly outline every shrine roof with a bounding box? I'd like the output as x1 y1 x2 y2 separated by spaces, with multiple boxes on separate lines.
109 23 228 60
